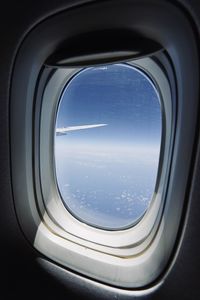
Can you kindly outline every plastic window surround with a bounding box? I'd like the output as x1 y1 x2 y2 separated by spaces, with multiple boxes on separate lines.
34 56 173 283
10 0 199 290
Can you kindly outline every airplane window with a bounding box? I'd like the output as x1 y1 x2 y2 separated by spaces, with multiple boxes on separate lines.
55 64 161 229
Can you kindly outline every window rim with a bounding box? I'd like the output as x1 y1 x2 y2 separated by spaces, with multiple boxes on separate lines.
54 62 163 231
38 56 173 253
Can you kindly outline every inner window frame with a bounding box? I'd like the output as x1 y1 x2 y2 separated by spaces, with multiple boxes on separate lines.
38 57 173 254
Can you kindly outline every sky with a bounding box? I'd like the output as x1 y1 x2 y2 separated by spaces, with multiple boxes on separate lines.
56 63 161 147
55 63 162 230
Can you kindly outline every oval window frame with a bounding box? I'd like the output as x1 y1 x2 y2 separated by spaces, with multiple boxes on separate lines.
39 57 172 253
54 63 163 231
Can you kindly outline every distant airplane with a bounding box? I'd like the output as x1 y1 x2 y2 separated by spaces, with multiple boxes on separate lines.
56 123 107 136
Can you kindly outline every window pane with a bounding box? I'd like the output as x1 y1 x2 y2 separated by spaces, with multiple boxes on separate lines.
55 64 161 230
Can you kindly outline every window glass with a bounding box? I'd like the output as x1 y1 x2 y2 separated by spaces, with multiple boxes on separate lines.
55 64 161 229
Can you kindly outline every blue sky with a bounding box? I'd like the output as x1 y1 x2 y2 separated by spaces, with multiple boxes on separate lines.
56 63 161 147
